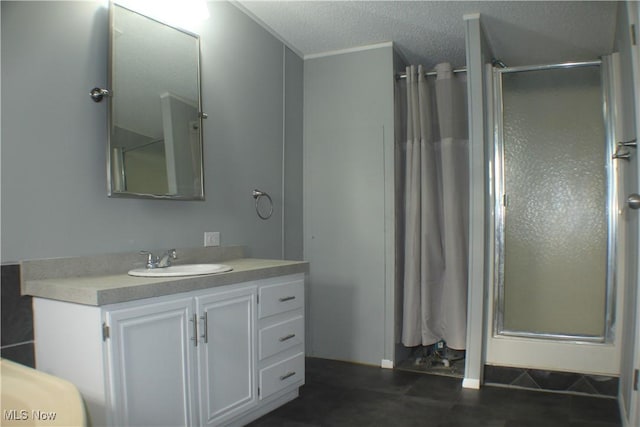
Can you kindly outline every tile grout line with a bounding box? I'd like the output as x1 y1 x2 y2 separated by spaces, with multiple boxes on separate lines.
1 340 34 349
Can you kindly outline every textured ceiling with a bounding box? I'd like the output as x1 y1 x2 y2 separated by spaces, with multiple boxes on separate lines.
235 1 619 69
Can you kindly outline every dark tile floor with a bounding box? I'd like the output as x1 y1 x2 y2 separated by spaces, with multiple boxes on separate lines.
248 358 622 427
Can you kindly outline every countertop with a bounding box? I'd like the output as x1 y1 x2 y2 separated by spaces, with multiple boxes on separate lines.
21 249 308 306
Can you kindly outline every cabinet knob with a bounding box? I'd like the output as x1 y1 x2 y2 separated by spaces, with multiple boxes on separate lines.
628 193 640 210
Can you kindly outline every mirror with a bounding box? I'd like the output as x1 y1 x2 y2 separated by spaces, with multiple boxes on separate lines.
108 3 204 200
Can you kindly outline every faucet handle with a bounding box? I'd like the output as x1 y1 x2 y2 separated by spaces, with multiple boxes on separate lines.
139 251 158 269
167 249 177 260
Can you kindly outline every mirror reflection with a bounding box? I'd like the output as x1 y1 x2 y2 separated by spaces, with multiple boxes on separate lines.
108 3 204 200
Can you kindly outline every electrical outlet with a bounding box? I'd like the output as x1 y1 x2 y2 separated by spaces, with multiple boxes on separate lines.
204 231 220 247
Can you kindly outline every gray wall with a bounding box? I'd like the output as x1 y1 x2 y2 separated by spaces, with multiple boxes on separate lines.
284 47 304 261
1 1 303 263
303 44 396 366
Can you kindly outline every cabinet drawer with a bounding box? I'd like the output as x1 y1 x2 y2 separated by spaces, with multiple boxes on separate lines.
259 280 303 318
259 316 304 360
259 352 304 400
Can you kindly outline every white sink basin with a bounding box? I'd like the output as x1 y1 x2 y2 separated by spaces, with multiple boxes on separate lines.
128 264 233 277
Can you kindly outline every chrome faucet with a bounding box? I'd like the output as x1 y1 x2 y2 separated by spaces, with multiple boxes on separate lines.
140 249 177 269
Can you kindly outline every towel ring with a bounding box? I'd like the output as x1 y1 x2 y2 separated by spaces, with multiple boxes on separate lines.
252 189 273 220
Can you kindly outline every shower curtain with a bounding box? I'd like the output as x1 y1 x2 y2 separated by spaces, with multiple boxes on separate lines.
401 63 469 350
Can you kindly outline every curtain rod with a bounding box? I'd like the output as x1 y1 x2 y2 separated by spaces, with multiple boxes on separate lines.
395 67 467 81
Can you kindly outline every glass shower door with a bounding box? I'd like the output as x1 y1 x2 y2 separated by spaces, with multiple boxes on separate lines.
494 62 615 341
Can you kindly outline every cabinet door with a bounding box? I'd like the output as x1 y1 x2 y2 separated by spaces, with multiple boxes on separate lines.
105 297 197 427
196 286 257 426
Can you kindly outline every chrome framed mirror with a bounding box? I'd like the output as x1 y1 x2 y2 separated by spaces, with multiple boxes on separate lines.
107 2 205 200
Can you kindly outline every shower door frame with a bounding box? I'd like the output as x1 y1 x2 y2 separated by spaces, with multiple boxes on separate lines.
493 59 617 343
485 57 625 375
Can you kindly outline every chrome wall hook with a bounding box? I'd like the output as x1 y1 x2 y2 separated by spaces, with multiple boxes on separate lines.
90 87 111 102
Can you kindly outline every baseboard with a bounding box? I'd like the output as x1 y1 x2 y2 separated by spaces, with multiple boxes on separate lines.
229 389 299 426
462 377 481 389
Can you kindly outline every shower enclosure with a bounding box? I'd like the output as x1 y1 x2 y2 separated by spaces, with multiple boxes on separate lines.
484 56 625 374
495 60 615 341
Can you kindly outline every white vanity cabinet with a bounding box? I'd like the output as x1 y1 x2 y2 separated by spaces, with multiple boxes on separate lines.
257 280 305 401
32 273 304 427
105 296 198 427
195 286 258 426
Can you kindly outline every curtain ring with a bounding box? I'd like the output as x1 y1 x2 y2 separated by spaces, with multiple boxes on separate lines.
252 189 273 220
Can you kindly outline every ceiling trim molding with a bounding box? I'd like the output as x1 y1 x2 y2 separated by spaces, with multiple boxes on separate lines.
304 41 394 60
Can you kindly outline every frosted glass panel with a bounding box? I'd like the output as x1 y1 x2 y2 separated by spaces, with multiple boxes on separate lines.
501 66 607 337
